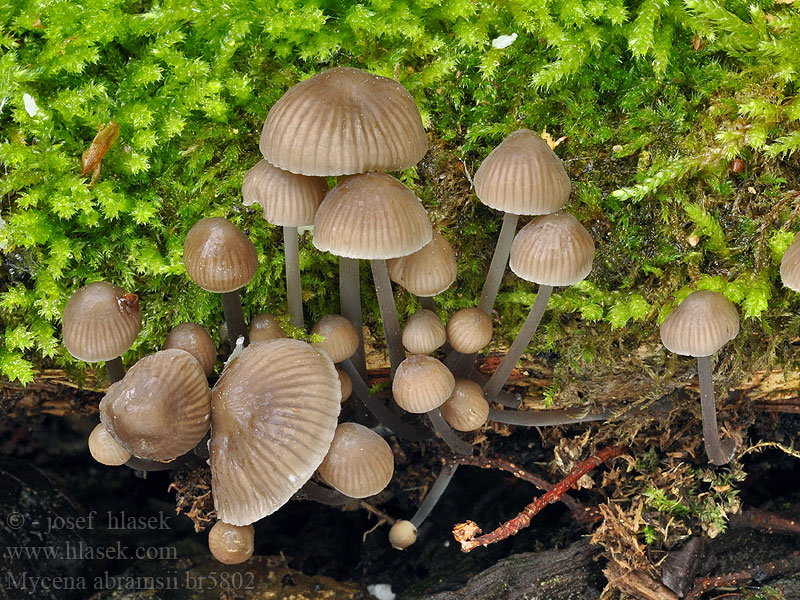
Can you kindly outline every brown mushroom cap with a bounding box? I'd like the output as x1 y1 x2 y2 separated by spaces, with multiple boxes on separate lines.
311 314 360 363
337 366 353 402
780 236 800 292
389 520 417 550
402 309 447 355
317 422 394 498
260 67 427 177
474 129 571 216
440 379 490 432
392 355 455 413
387 230 457 297
163 323 216 377
63 281 141 362
248 312 287 343
509 211 595 286
208 521 255 565
210 339 341 526
88 423 131 466
99 349 211 461
183 217 258 293
313 172 432 260
242 159 328 227
660 290 740 357
446 308 493 354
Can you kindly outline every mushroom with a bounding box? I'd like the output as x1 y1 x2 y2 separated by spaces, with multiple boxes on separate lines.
163 322 217 377
444 307 493 373
208 521 255 565
660 290 740 465
440 379 490 432
780 236 800 291
389 520 418 550
88 423 131 466
387 230 457 312
248 312 287 343
402 309 447 355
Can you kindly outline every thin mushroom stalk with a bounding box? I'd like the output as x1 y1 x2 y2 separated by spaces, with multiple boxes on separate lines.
479 212 520 315
371 259 406 375
339 256 368 380
221 291 247 351
426 408 473 455
283 225 304 328
697 355 734 466
488 406 608 427
410 461 458 530
105 357 125 384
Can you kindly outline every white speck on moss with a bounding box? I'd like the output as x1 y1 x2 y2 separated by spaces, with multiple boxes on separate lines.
367 583 395 600
492 33 518 49
23 93 39 117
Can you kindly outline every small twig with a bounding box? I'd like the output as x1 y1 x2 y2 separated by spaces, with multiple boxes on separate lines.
737 441 800 460
358 500 396 525
685 550 800 600
729 506 800 536
453 445 626 552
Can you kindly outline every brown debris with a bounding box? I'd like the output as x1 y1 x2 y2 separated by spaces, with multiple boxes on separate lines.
605 560 679 600
168 465 216 532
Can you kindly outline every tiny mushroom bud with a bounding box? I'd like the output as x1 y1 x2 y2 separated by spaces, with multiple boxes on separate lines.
402 309 447 355
208 521 255 565
780 236 800 292
392 355 455 414
163 323 217 377
318 423 394 498
248 312 287 343
389 520 418 550
440 379 490 432
88 423 131 466
337 366 353 402
387 230 458 298
446 308 493 354
311 314 360 364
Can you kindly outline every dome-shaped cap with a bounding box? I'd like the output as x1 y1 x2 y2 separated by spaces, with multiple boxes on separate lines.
660 290 740 357
446 308 493 354
208 521 254 565
163 323 216 377
88 423 131 466
387 230 457 296
311 314 360 363
318 422 394 498
248 312 287 344
260 67 427 177
402 309 446 355
183 218 258 293
210 339 341 525
509 211 594 286
63 281 141 362
313 173 432 260
392 355 455 413
780 236 800 292
337 366 353 402
389 520 417 549
99 349 211 461
440 379 490 432
242 159 328 227
474 129 571 216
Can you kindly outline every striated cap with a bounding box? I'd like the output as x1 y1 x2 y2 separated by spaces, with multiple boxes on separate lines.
242 159 328 227
313 172 432 260
660 290 740 357
184 218 258 293
210 339 341 525
260 67 427 177
780 236 800 292
63 281 141 362
88 423 131 466
509 211 594 286
474 129 571 216
402 309 447 355
392 355 455 413
440 379 490 432
163 323 216 377
446 308 493 354
99 349 211 461
318 422 394 498
248 313 287 344
337 366 353 402
208 521 254 565
311 314 360 363
387 230 457 297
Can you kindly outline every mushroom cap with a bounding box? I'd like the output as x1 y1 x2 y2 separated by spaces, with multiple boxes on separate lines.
313 172 432 260
780 236 800 292
440 379 490 432
248 312 287 344
337 366 353 402
242 159 328 227
183 217 258 293
509 211 595 286
317 422 394 498
210 339 341 526
387 230 457 297
311 314 360 363
260 66 427 177
208 521 255 565
392 355 455 413
660 290 740 357
402 309 447 355
99 349 211 461
163 323 216 377
446 308 493 354
88 423 131 466
389 520 417 550
474 129 571 216
63 281 141 362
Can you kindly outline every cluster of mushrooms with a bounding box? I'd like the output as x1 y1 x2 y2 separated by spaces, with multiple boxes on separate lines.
62 66 800 563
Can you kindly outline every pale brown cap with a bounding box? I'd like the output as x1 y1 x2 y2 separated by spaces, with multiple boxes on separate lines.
402 309 446 355
474 129 570 215
446 308 493 354
387 230 457 296
99 349 211 461
248 313 287 343
780 236 800 292
509 211 594 286
337 366 353 402
242 159 328 227
313 173 432 259
311 314 360 363
63 281 141 362
260 67 427 177
440 379 490 432
660 290 740 357
392 355 455 413
183 218 258 293
389 520 417 550
88 423 131 466
208 521 254 565
318 422 394 498
163 323 216 377
210 339 341 525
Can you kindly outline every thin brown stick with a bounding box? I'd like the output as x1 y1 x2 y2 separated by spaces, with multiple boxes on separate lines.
685 550 800 600
728 506 800 536
453 445 626 552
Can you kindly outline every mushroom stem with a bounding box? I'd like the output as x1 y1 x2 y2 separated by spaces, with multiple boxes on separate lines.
106 357 125 385
370 259 405 375
221 291 247 352
410 462 458 529
340 359 432 442
697 355 732 466
479 212 519 314
445 349 463 372
420 296 436 312
488 407 608 427
468 367 521 408
483 285 553 402
426 408 473 455
283 226 304 329
299 481 352 506
339 257 367 380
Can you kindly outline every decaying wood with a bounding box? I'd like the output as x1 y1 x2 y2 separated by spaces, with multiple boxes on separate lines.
604 561 679 600
685 550 800 600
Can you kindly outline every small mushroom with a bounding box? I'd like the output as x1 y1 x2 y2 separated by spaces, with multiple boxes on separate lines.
317 423 394 498
163 323 217 377
780 236 800 291
402 309 447 355
387 230 457 311
389 520 418 550
440 379 490 432
248 312 287 343
208 521 255 565
88 423 131 466
445 307 493 372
